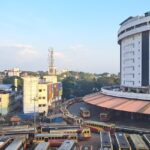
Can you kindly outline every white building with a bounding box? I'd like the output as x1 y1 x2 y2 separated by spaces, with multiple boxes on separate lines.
118 12 150 93
7 68 20 77
23 76 39 114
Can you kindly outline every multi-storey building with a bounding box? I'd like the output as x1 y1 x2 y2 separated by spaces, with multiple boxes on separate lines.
37 82 49 114
118 11 150 93
23 76 62 115
6 68 20 77
0 84 22 115
23 76 39 114
0 92 9 115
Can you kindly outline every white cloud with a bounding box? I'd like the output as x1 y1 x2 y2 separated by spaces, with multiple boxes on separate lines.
54 51 65 59
69 44 85 50
13 44 33 49
10 44 40 63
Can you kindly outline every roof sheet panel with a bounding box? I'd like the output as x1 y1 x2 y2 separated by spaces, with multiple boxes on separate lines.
84 93 150 115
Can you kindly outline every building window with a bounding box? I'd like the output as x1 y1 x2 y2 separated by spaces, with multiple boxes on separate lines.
43 104 46 107
39 97 41 99
133 66 135 70
133 74 134 78
43 97 45 99
135 22 147 28
39 104 42 107
133 43 134 48
39 89 42 92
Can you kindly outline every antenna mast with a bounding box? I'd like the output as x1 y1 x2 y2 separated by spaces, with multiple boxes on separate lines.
48 48 56 75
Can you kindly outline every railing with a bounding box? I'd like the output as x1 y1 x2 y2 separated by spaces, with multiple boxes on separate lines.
101 87 150 101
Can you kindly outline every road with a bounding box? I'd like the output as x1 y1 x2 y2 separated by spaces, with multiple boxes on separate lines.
68 101 150 130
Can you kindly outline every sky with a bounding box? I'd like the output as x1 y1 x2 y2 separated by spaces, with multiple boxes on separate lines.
0 0 150 74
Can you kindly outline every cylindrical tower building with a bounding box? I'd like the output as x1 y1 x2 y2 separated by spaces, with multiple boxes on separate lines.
118 12 150 93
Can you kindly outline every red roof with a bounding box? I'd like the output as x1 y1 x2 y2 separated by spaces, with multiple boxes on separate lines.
83 93 150 115
10 116 21 122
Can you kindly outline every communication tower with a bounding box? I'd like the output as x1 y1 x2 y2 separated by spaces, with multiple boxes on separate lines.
48 48 56 75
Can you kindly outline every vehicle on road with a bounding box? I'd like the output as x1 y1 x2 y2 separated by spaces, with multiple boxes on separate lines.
34 133 78 147
84 120 115 134
58 140 77 150
37 125 91 140
100 131 113 150
129 134 149 150
0 136 13 150
80 107 90 118
34 142 50 150
115 132 131 150
143 134 150 148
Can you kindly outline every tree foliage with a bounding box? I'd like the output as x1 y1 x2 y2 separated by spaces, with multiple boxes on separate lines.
3 76 23 91
61 71 120 99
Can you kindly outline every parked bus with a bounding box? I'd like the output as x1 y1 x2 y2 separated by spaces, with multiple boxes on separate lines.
84 120 115 134
143 134 150 148
5 139 24 150
34 133 78 147
100 131 113 150
80 107 90 118
58 140 77 150
37 125 91 140
129 134 149 150
34 142 50 150
115 133 131 150
100 113 110 122
0 136 13 150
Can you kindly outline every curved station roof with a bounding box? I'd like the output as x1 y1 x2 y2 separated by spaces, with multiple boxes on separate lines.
83 93 150 115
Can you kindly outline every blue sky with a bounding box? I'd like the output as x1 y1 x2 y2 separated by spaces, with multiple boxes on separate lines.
0 0 150 73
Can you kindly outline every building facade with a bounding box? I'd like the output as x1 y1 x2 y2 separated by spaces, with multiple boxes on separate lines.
118 12 150 92
6 68 20 77
23 76 39 114
37 83 49 114
0 92 9 115
23 76 62 114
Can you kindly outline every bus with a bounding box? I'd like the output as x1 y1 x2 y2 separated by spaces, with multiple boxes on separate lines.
129 134 149 150
37 126 91 140
100 113 110 122
58 140 77 150
34 133 78 147
84 120 115 134
143 134 150 148
5 139 24 150
115 133 131 150
34 142 50 150
80 107 90 118
0 136 13 150
100 131 113 150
